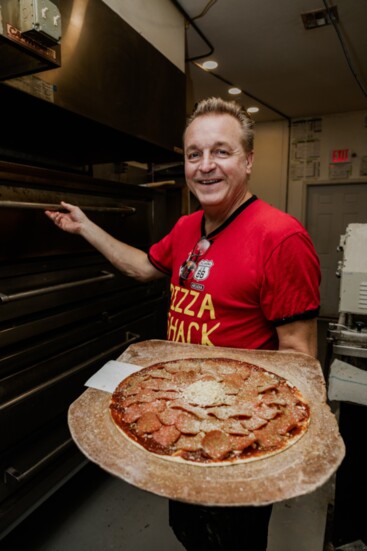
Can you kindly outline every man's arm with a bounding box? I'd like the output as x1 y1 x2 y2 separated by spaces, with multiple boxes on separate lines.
276 318 318 358
45 201 164 282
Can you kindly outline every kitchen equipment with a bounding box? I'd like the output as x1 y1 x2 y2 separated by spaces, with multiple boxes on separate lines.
0 161 171 538
0 0 185 166
0 0 61 80
325 223 367 548
327 223 367 371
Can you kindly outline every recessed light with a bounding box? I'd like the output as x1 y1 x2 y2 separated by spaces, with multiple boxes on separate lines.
228 87 241 95
201 60 218 70
247 106 259 113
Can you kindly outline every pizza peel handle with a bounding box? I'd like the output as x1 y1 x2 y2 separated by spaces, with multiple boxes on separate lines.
67 340 345 506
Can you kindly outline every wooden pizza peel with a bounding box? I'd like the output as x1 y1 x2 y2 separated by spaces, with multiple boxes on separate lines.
68 339 345 506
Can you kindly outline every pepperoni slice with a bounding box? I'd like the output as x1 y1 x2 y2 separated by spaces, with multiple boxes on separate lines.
152 425 181 447
135 412 162 435
230 433 256 451
121 404 143 423
175 434 203 452
202 430 233 460
175 412 202 435
158 408 181 426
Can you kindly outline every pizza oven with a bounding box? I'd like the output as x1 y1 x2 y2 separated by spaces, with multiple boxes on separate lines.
0 160 171 538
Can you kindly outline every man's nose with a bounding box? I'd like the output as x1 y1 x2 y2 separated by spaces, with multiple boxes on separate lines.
199 154 216 172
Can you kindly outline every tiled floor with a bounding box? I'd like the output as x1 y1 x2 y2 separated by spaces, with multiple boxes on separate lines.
1 319 339 550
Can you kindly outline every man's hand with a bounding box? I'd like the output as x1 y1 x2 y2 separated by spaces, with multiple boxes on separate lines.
45 201 87 234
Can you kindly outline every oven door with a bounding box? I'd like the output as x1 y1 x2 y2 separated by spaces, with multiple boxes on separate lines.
0 161 170 538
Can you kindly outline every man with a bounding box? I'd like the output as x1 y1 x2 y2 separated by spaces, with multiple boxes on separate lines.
46 97 320 550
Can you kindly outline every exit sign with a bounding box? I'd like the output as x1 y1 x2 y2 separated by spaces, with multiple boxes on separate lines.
331 148 350 163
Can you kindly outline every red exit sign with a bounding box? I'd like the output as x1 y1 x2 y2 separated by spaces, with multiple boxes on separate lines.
331 148 350 163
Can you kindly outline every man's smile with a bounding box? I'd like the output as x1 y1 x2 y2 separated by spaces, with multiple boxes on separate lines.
196 178 222 185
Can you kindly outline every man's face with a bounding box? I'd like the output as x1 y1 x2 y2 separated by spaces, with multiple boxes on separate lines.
184 113 253 214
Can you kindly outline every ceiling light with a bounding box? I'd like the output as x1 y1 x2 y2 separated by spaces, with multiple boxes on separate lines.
247 106 259 114
228 87 241 95
201 60 218 70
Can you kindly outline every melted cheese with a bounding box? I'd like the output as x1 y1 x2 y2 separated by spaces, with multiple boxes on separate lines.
184 380 226 407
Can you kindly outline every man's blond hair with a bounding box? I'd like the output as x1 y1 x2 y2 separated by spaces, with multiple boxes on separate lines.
184 97 255 153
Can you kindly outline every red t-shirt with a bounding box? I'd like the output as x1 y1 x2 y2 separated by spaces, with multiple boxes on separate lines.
149 197 320 350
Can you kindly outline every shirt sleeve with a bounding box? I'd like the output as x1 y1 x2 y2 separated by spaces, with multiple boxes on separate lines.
148 231 174 275
260 231 321 325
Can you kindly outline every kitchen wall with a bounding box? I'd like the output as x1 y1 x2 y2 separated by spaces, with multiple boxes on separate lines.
288 110 367 222
249 120 290 212
251 110 367 222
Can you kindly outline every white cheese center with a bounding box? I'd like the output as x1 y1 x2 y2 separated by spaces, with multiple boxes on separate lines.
184 380 225 407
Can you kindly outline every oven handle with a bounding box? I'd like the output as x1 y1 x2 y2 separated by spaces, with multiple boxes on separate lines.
0 271 115 303
0 200 136 214
4 438 75 485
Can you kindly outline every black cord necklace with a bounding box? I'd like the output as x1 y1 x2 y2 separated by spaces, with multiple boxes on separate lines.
201 195 257 240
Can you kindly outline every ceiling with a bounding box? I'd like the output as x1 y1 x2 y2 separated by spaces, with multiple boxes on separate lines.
173 0 367 122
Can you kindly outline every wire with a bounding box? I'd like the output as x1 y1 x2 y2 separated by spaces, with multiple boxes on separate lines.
191 0 218 21
170 0 290 120
170 0 214 61
322 0 367 98
329 323 366 333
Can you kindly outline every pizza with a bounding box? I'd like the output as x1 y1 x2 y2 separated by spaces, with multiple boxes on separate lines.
109 357 310 466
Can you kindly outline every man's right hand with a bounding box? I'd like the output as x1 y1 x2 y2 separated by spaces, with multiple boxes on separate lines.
45 201 87 235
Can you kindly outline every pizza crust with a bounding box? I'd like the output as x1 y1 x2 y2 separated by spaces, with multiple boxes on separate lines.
109 357 311 466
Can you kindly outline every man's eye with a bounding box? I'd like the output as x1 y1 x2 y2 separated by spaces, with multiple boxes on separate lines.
187 151 200 160
215 149 229 157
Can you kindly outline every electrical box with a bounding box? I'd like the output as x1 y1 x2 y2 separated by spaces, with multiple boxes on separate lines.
0 0 61 80
19 0 61 45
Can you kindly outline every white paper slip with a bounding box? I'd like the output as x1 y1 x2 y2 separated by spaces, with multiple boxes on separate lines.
328 358 367 406
84 360 142 393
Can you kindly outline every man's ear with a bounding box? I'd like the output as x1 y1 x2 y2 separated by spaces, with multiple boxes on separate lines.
246 151 254 172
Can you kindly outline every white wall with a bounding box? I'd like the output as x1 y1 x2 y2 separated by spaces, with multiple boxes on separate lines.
287 110 367 222
251 110 367 222
102 0 185 71
250 120 289 211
